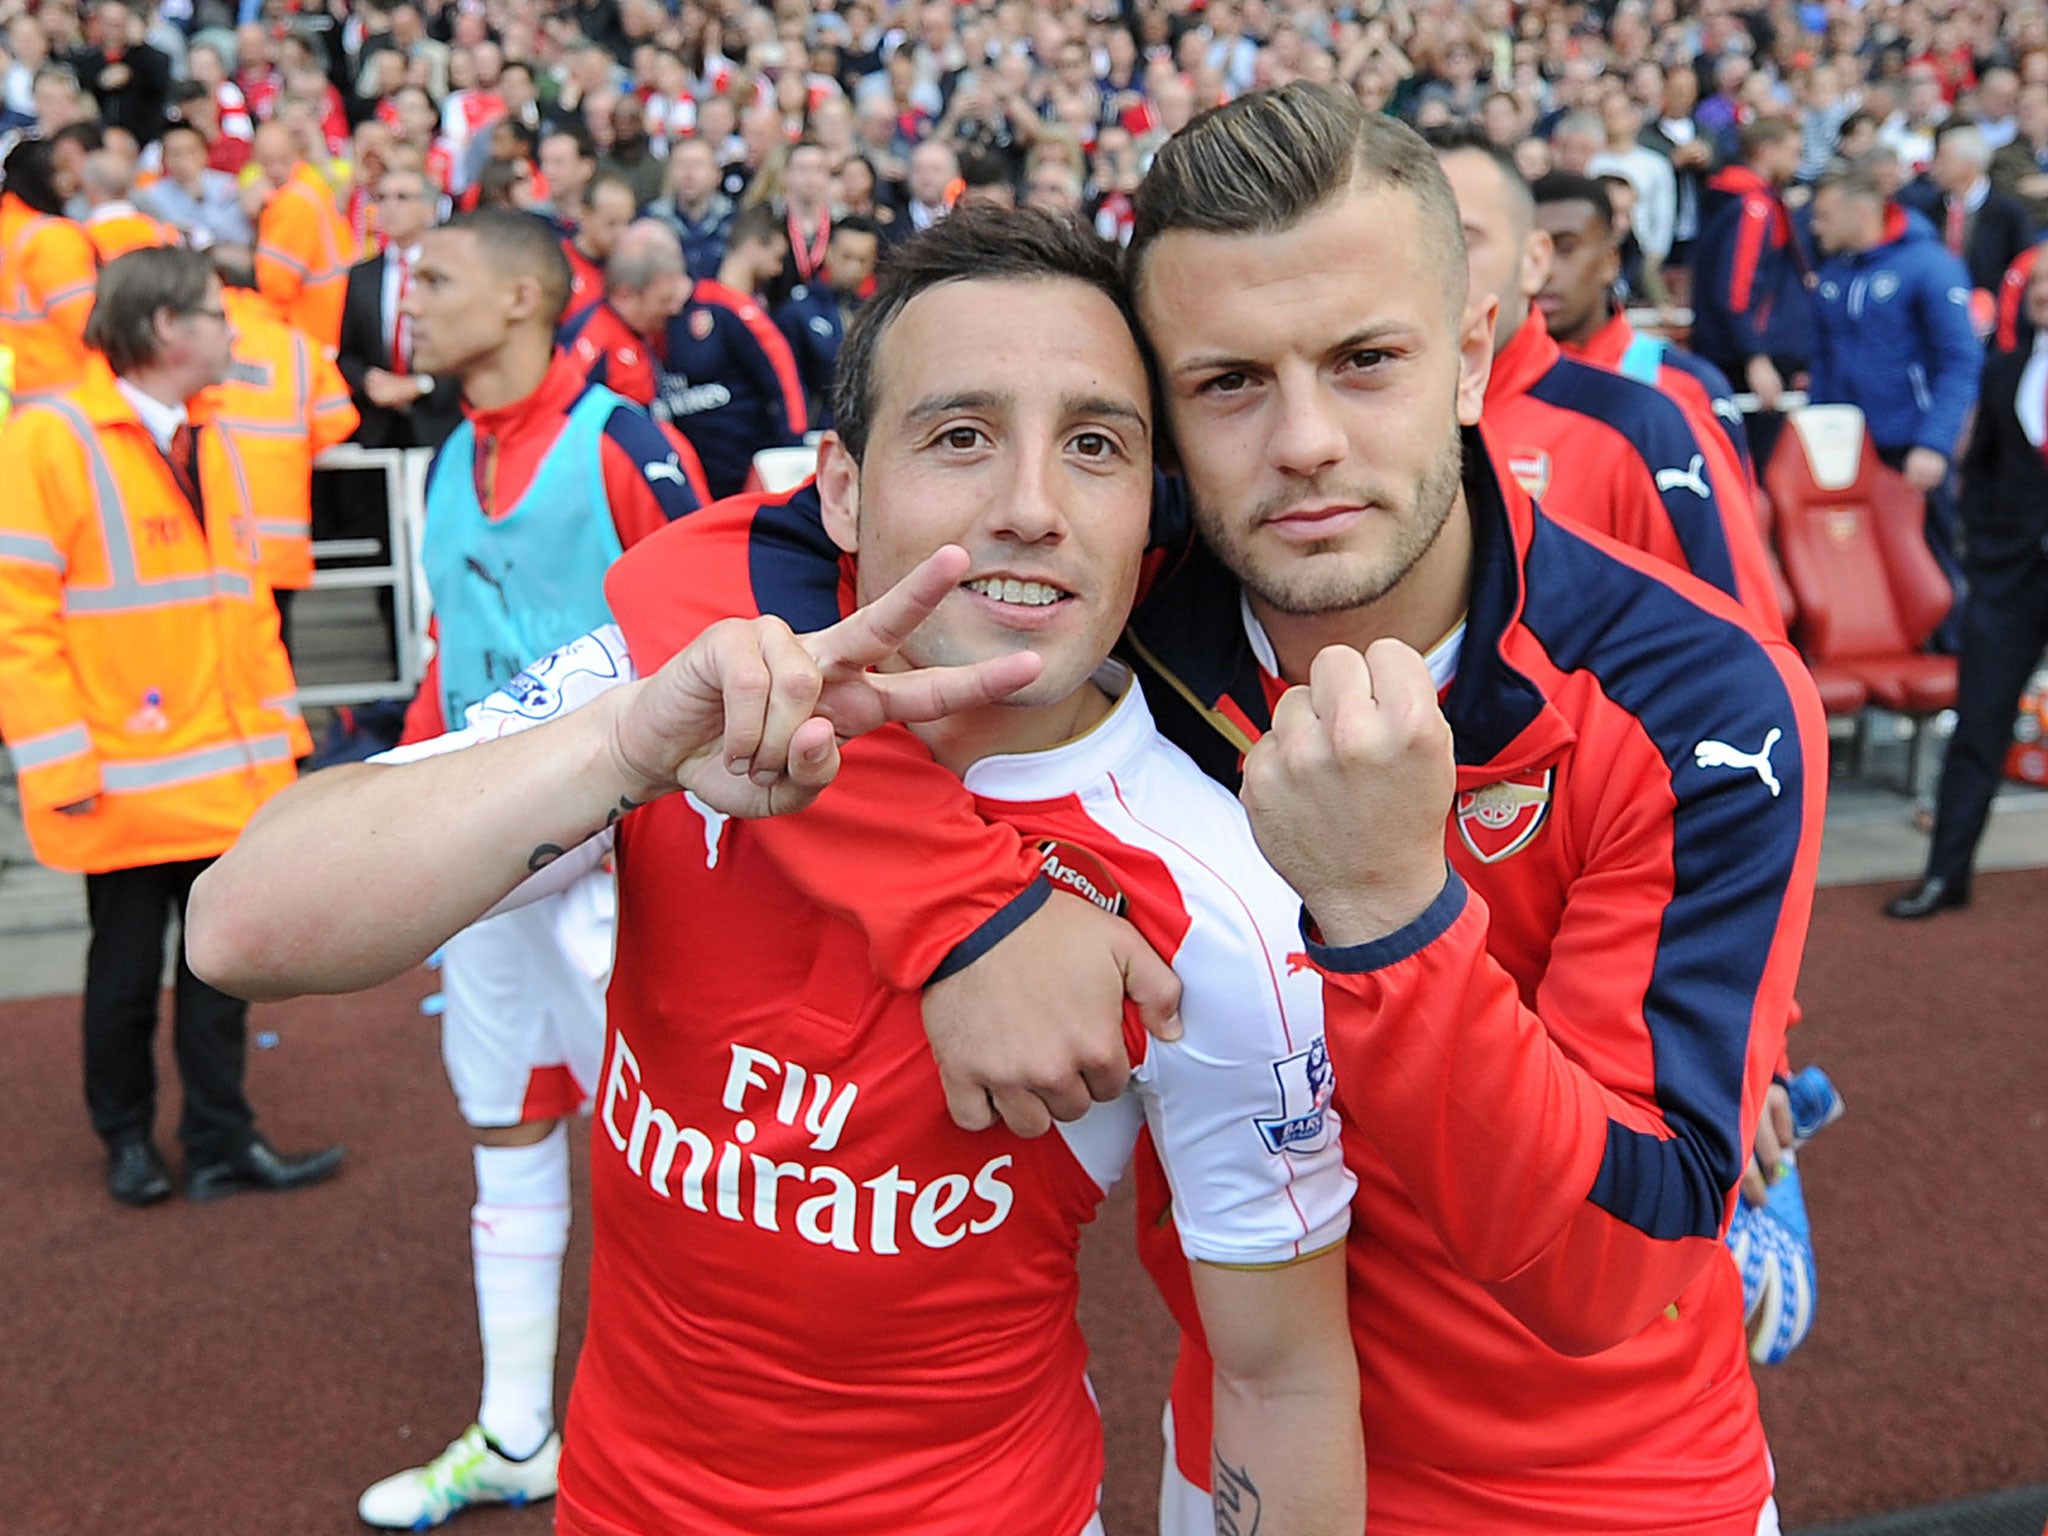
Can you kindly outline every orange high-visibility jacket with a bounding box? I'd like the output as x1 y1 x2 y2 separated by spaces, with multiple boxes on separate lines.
253 164 350 351
210 288 359 589
83 204 183 264
0 193 99 399
0 359 312 874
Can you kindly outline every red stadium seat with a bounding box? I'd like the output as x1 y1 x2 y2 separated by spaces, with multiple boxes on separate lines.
1753 483 1869 719
1766 405 1956 788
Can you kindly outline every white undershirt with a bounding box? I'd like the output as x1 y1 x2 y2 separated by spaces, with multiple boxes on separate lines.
2016 331 2047 449
113 376 189 453
1241 590 1465 694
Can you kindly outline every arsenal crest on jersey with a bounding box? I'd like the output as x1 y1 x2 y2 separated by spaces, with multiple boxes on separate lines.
1454 767 1554 863
1506 448 1551 499
688 309 715 341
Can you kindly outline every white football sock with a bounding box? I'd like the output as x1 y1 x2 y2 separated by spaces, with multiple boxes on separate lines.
471 1123 571 1462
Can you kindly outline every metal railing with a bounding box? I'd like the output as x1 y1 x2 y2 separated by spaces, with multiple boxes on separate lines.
300 443 433 709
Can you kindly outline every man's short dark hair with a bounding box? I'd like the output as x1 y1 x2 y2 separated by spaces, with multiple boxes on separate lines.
1738 116 1800 162
441 207 576 327
1131 84 1466 320
86 246 215 373
833 213 882 243
1836 109 1877 146
832 206 1143 464
1423 121 1528 196
1531 170 1615 230
727 204 784 251
172 78 210 107
495 118 538 156
53 121 106 156
543 121 597 163
959 150 1012 192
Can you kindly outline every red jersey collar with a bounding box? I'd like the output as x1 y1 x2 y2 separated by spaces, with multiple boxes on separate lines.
1485 305 1561 406
1563 306 1632 368
461 349 588 434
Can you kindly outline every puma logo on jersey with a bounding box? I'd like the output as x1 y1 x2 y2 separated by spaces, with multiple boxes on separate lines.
1655 454 1711 499
685 791 729 867
1694 727 1783 797
644 455 688 487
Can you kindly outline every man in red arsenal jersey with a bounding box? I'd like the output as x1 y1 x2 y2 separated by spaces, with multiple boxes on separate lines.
625 88 1824 1536
187 211 1364 1536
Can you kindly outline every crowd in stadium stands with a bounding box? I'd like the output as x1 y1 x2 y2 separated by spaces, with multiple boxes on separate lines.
1 0 2042 1527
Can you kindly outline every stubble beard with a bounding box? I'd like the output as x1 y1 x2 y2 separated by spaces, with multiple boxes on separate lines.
1196 423 1465 618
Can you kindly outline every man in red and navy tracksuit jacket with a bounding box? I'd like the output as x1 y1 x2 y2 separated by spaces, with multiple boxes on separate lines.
654 274 809 501
1693 120 1816 403
1429 134 1782 633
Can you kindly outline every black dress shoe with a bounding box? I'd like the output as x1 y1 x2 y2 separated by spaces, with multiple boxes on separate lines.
1884 875 1970 920
107 1139 172 1207
186 1136 345 1202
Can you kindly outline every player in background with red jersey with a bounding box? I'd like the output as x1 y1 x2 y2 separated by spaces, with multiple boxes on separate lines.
187 209 1365 1536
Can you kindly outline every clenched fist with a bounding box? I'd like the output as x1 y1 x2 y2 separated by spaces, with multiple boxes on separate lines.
1240 640 1456 947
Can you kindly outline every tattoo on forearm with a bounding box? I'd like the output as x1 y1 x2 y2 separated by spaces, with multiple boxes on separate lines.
524 796 640 873
1213 1453 1262 1536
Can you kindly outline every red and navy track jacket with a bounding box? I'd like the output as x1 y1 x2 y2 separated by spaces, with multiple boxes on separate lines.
631 442 1827 1531
1564 305 1755 481
1485 310 1783 633
655 278 809 501
1692 163 1816 376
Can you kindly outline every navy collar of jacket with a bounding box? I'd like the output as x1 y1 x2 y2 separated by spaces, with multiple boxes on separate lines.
1124 426 1573 780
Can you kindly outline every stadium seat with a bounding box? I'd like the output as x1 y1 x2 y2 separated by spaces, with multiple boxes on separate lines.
746 444 821 496
1753 484 1869 721
1766 404 1956 790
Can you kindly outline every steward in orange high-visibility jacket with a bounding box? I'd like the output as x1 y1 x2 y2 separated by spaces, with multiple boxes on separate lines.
0 244 341 1211
212 284 359 592
0 357 311 876
0 146 101 399
253 160 351 351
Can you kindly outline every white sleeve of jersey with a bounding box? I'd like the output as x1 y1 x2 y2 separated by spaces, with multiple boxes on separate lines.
370 624 640 910
1129 810 1356 1269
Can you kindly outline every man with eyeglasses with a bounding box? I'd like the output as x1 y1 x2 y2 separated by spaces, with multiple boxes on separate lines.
338 162 461 452
0 245 344 1208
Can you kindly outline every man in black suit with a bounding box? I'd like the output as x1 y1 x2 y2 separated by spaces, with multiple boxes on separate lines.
1889 240 2048 917
336 161 462 449
1901 121 2036 300
329 159 460 680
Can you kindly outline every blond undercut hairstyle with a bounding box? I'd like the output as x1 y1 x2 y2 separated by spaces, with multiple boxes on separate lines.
1128 82 1469 322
